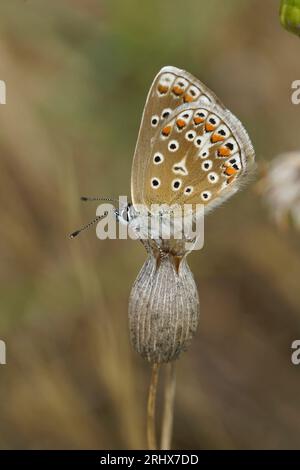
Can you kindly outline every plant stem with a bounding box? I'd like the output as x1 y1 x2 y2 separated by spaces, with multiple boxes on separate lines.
160 362 176 450
147 363 160 450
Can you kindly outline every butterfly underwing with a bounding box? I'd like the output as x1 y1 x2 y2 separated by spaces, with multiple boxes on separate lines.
131 66 255 215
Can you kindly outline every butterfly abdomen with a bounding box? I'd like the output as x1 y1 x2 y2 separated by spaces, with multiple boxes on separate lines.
128 253 200 363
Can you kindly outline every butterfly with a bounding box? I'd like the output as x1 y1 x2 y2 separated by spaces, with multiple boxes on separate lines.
131 65 254 208
69 67 256 363
71 66 255 262
120 66 255 255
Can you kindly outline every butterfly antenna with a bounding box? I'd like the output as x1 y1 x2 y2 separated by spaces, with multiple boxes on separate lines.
69 211 108 239
80 196 118 203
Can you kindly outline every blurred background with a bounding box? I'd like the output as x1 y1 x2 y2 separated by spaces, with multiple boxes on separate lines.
0 0 300 450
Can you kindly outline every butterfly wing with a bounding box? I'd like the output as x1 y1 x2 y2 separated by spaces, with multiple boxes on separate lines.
138 99 255 213
131 66 223 206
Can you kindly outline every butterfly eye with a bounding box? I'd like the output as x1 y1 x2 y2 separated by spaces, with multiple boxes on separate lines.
208 172 219 184
184 186 193 195
153 153 164 164
151 115 159 127
120 204 132 223
168 140 179 152
172 179 182 191
202 160 213 171
151 178 161 189
201 191 212 201
185 130 196 141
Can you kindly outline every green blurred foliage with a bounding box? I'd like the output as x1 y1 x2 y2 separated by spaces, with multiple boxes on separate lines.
0 0 300 450
280 0 300 37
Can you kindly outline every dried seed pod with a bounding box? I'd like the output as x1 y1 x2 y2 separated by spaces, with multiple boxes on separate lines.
128 244 200 363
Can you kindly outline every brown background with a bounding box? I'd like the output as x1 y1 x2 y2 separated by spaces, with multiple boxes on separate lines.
0 0 300 449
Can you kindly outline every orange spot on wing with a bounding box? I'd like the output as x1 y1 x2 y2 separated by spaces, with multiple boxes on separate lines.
158 84 169 94
193 116 205 125
205 122 216 132
211 133 225 143
183 93 194 102
172 85 184 96
162 125 172 136
217 146 231 157
224 166 238 176
176 119 186 129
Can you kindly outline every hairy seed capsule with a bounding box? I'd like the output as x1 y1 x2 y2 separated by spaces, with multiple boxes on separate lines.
128 253 200 363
